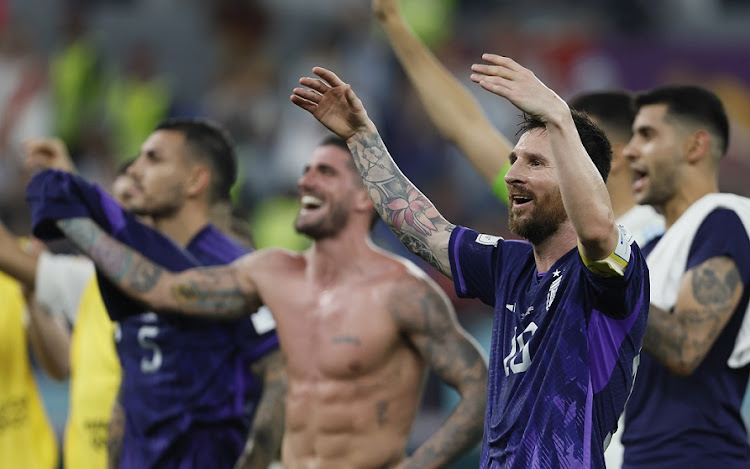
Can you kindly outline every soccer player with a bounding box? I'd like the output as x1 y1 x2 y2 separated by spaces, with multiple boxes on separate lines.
621 85 750 469
289 59 649 468
25 120 283 469
30 135 489 469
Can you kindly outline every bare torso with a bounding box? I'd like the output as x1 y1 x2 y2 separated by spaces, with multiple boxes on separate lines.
252 249 427 468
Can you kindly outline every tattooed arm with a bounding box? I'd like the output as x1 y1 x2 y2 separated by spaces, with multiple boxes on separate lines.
643 256 742 375
107 388 125 469
56 218 263 318
235 350 286 469
291 67 455 276
390 272 487 469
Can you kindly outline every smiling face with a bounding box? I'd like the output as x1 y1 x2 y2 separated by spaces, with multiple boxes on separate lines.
624 104 685 208
125 130 194 218
294 144 364 240
504 129 567 244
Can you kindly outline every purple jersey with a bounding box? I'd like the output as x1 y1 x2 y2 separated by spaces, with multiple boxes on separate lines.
623 209 750 469
449 227 649 469
27 170 280 469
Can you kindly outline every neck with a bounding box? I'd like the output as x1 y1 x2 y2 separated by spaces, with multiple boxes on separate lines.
306 227 374 287
153 203 211 247
660 179 718 229
531 221 578 273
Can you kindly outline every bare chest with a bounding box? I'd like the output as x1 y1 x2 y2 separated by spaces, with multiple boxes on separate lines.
263 279 400 380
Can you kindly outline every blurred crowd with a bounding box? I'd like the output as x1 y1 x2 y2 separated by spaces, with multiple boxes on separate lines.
2 0 750 458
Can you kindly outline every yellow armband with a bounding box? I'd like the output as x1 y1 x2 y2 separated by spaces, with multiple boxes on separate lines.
579 225 633 277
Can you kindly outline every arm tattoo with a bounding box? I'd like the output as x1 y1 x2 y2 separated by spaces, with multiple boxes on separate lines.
388 277 487 468
107 390 125 469
57 218 249 317
348 132 454 276
235 351 286 469
643 256 742 374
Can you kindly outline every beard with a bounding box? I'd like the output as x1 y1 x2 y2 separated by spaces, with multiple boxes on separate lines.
508 189 567 245
295 201 350 240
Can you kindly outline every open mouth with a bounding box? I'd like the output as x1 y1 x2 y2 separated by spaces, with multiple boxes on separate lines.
632 170 648 192
510 195 533 207
300 195 323 210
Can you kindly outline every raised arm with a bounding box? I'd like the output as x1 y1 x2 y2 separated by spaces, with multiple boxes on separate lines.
471 54 618 260
389 272 487 468
373 0 512 191
291 67 455 276
234 350 286 469
56 217 261 318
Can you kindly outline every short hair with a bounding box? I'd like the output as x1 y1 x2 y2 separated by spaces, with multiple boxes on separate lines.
517 110 612 182
155 118 238 203
318 134 381 231
569 90 635 143
634 85 729 157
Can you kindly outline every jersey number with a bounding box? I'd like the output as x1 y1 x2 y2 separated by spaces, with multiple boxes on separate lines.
503 322 538 376
137 325 162 373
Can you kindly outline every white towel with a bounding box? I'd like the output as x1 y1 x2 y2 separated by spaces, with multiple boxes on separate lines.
646 193 750 368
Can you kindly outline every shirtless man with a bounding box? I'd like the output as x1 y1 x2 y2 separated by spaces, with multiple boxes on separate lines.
29 136 489 469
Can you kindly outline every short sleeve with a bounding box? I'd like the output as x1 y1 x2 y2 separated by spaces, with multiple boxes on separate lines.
687 209 750 284
448 226 503 307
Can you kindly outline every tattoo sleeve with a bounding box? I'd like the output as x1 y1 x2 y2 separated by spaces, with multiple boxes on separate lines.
57 218 250 318
234 350 286 469
347 131 455 277
643 256 742 375
389 276 487 468
107 388 125 469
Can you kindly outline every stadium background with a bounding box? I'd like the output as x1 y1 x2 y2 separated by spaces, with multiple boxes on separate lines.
1 0 750 467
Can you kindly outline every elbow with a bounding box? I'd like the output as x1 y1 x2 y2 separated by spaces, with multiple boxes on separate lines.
47 359 71 382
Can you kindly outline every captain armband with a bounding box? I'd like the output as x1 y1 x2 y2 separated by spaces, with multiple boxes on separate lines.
579 225 633 278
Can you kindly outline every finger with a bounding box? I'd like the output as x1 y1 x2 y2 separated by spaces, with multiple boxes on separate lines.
470 63 515 80
481 53 521 71
292 87 323 104
299 77 330 94
290 94 318 114
312 66 346 87
343 85 361 110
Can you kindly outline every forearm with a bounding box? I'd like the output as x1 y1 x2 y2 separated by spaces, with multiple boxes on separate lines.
402 386 485 469
347 131 454 276
377 11 509 182
56 218 250 318
107 391 125 469
643 303 710 376
235 353 286 469
0 239 38 288
26 300 71 380
547 112 616 258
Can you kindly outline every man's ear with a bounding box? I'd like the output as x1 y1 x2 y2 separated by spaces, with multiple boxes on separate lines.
186 165 211 198
685 129 711 165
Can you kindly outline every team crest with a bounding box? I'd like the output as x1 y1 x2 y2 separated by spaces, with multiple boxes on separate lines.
546 269 563 311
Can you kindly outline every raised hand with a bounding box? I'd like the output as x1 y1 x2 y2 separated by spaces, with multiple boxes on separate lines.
372 0 398 20
470 54 569 123
291 67 377 141
23 137 77 174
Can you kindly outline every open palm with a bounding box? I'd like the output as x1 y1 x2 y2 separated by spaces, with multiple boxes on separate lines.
291 67 375 140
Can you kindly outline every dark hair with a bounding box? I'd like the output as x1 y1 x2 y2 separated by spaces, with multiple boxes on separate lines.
318 134 381 231
634 85 729 156
155 118 238 203
517 110 612 182
569 90 635 142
